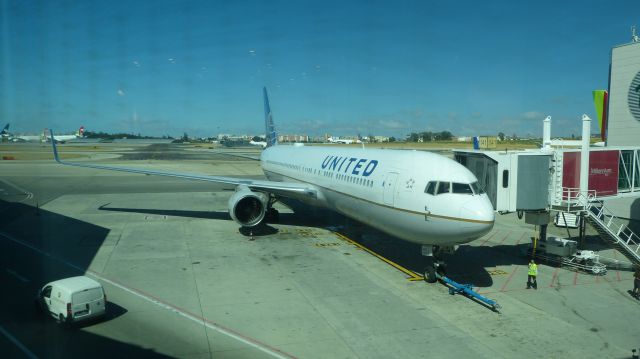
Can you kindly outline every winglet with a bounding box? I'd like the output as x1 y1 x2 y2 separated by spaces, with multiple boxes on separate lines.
263 87 277 147
50 130 61 163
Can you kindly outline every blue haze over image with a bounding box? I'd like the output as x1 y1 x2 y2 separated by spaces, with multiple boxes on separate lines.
1 0 638 138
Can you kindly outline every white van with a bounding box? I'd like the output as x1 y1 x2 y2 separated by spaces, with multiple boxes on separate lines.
36 276 106 324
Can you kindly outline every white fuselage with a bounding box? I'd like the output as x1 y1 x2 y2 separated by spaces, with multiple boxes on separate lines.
261 145 494 246
249 140 267 148
47 134 79 141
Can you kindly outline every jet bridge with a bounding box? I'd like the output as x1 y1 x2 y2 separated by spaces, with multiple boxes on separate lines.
453 150 552 213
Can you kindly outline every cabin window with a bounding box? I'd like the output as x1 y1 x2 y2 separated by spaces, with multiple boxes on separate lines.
436 182 451 195
452 182 473 194
502 170 509 188
425 181 437 195
471 181 485 194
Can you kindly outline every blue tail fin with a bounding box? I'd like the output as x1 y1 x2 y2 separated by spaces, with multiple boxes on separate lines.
1 123 9 135
473 136 480 150
263 87 277 147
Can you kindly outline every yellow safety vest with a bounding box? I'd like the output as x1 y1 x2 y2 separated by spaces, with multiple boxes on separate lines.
528 263 538 276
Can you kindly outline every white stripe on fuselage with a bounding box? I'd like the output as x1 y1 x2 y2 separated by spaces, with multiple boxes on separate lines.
260 145 494 246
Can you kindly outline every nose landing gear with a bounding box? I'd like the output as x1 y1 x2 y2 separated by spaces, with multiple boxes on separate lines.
422 245 452 283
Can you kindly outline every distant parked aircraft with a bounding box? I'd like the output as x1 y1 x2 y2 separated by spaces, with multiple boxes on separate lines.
249 139 267 148
327 137 361 144
2 125 85 143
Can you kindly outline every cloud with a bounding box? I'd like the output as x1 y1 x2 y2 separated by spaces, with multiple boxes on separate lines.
522 111 545 120
375 119 407 129
549 96 572 106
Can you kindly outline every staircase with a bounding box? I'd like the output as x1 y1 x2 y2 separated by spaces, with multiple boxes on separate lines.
550 152 564 207
584 197 640 267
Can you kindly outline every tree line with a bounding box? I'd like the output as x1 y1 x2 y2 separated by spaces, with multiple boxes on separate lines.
406 131 454 142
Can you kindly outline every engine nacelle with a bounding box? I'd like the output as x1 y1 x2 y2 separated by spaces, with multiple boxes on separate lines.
227 187 269 227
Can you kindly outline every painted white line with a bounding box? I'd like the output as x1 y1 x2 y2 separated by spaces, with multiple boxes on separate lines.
90 273 294 359
0 178 34 203
5 269 29 283
0 324 39 359
0 231 296 359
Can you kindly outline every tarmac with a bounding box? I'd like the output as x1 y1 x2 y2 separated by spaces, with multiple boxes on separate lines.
0 142 639 359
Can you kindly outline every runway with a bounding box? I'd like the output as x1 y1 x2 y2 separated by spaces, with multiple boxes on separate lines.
0 142 638 358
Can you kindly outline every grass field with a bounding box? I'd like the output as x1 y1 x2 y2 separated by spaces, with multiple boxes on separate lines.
301 140 541 151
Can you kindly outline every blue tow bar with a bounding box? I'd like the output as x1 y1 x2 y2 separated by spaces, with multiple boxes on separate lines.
440 275 501 312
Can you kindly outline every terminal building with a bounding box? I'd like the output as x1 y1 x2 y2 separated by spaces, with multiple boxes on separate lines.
607 35 640 146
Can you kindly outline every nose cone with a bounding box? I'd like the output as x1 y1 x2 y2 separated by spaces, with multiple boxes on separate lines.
460 196 495 238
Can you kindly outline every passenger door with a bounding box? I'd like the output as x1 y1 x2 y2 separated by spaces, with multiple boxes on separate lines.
383 172 399 205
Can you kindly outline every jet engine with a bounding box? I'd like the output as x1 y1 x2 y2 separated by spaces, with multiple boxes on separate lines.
227 187 269 227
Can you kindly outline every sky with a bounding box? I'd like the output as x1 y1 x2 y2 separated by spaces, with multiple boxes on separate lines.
1 0 639 138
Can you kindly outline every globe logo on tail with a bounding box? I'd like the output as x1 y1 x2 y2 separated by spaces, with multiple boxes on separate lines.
629 71 640 121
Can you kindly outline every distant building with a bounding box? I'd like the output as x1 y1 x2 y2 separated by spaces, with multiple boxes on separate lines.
278 134 309 142
478 136 497 149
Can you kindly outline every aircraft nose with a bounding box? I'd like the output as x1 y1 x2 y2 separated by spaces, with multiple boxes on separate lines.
460 196 495 236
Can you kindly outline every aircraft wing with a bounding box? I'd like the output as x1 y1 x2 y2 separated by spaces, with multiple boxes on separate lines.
50 131 317 200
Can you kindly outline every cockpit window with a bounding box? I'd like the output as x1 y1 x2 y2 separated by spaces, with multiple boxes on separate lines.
471 181 485 194
424 181 437 195
42 285 52 298
436 182 450 194
452 182 473 194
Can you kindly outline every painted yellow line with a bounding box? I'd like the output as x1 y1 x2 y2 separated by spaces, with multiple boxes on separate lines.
333 232 424 281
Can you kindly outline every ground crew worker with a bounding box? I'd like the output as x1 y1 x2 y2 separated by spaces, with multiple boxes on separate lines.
527 259 538 289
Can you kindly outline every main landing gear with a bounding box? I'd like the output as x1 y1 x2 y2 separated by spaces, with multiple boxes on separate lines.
264 195 280 223
422 245 454 283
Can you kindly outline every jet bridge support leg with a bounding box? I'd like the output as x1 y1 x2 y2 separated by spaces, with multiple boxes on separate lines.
540 224 548 243
579 213 586 249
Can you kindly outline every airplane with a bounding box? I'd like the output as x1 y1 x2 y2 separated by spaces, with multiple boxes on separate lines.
44 126 85 143
1 125 84 143
327 136 361 144
1 124 9 140
249 139 268 148
1 124 45 142
50 88 494 283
